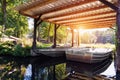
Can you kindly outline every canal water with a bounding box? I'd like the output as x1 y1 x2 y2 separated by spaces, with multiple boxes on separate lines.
0 55 116 80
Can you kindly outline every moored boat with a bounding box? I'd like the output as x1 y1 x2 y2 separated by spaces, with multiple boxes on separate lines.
66 48 113 63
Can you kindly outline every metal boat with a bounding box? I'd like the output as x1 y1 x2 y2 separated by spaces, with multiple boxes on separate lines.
66 48 113 63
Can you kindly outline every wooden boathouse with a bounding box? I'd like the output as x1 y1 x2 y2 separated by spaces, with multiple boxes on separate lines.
16 0 120 73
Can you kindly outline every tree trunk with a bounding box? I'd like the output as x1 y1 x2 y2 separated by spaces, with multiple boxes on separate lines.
2 0 7 30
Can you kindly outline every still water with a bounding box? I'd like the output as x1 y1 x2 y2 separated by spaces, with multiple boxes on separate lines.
0 55 116 80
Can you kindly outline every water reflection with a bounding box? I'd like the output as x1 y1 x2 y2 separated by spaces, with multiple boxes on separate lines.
0 56 116 80
65 59 113 79
24 64 32 80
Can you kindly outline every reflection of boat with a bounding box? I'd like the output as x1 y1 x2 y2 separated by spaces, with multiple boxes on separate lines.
65 58 112 79
66 48 113 63
30 56 66 67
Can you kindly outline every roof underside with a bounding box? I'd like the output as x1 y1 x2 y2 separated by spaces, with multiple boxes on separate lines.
16 0 117 29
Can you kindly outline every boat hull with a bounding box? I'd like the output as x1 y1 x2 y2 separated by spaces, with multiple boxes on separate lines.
66 48 113 63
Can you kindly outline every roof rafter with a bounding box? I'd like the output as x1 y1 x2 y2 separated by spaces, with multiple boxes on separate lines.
16 0 117 29
56 12 116 24
47 8 114 22
63 17 115 25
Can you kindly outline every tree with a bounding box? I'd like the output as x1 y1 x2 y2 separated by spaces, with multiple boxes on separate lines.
0 0 29 38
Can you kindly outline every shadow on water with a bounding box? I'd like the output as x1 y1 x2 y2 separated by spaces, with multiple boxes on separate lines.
0 55 117 80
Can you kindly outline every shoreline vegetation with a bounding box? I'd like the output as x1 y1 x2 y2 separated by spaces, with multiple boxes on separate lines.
0 39 115 57
0 39 52 57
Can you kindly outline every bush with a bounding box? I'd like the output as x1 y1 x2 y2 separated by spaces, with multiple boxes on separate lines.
0 41 14 55
13 44 31 56
0 41 31 56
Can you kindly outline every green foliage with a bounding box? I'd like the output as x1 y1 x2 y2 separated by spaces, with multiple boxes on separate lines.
0 0 29 38
57 26 67 43
4 28 14 36
55 63 66 80
39 22 50 39
0 41 14 55
38 21 67 44
0 41 31 56
36 42 52 48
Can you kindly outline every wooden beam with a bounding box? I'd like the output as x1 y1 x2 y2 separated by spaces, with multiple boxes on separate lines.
55 12 116 24
68 24 114 29
56 25 60 29
34 0 96 16
99 0 118 11
63 17 115 25
49 10 115 22
42 5 108 20
66 19 115 25
37 20 43 26
45 7 114 21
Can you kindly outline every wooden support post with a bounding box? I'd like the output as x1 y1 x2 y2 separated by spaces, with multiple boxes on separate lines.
32 18 37 49
53 24 57 48
78 31 80 47
32 16 42 49
71 29 74 47
99 0 120 70
116 0 120 72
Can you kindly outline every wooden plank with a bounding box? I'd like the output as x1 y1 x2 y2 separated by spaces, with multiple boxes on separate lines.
43 6 113 20
41 3 107 20
34 0 97 15
65 19 115 25
56 12 116 24
64 17 115 25
68 20 116 25
47 9 114 22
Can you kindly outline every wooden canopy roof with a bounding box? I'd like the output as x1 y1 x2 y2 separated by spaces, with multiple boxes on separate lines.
16 0 117 29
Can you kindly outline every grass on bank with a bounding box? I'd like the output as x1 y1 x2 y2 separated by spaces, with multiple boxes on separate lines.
0 40 52 56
